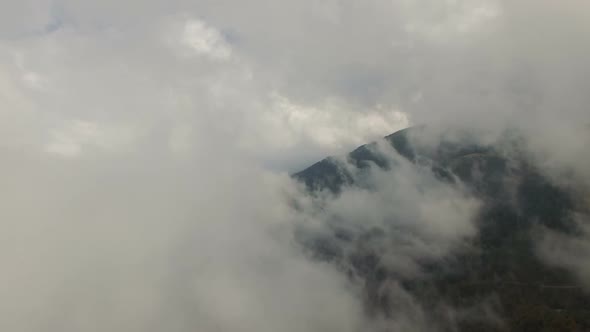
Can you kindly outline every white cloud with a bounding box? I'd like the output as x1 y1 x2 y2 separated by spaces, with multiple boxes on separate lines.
0 0 589 331
181 19 232 60
254 94 409 150
45 120 139 157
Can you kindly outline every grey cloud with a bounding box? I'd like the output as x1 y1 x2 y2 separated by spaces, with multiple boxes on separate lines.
536 214 590 292
1 0 590 331
0 149 366 332
293 141 483 329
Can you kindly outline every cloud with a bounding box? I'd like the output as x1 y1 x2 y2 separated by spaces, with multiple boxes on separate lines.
0 148 370 332
536 214 590 292
292 142 482 329
0 0 589 331
45 120 140 157
181 19 232 60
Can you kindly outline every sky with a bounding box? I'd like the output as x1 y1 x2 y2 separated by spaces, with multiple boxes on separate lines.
1 1 589 169
0 1 589 331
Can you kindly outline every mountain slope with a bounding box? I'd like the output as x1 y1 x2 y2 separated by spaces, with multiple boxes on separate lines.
294 126 590 331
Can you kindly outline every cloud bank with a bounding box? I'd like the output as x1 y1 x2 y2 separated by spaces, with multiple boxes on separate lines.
0 0 589 331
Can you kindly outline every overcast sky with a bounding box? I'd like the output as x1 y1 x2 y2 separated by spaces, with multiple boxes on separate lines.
1 1 589 331
1 0 586 171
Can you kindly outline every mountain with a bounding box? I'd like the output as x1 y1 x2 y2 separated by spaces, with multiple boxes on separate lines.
294 126 590 331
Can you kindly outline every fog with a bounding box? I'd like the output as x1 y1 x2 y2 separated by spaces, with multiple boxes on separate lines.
0 0 589 331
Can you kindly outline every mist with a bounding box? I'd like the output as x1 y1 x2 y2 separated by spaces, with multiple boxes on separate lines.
1 0 589 331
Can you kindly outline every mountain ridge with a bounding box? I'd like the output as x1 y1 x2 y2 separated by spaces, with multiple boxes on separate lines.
294 126 590 331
